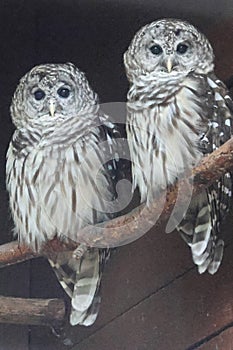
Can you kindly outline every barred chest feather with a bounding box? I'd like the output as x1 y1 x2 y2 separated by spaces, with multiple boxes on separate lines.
127 74 211 203
6 116 113 250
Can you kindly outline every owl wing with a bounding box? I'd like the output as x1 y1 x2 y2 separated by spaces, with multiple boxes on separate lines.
178 74 233 274
206 74 233 222
100 115 132 216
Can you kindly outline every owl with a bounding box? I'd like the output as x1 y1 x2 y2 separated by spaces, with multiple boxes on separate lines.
124 19 233 274
6 62 129 326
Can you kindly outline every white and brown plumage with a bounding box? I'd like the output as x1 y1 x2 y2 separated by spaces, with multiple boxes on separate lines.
6 62 127 326
124 19 233 274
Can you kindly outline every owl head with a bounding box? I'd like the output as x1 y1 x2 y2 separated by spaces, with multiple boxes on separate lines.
124 18 214 82
10 62 98 128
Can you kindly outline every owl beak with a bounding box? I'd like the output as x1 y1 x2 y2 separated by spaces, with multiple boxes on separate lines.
49 99 56 117
166 57 173 73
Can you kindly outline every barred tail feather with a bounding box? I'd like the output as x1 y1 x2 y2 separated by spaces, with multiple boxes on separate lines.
177 190 225 274
49 248 108 326
70 249 101 326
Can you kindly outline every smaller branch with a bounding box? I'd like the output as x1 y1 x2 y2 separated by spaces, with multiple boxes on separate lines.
0 239 78 269
0 296 66 327
0 242 38 268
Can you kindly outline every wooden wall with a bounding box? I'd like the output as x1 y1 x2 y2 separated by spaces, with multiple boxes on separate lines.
1 1 233 349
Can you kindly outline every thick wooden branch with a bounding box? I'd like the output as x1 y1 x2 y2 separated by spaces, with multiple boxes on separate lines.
0 296 66 327
1 136 233 265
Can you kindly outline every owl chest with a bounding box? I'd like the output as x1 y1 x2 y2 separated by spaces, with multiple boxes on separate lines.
7 141 109 249
129 86 208 199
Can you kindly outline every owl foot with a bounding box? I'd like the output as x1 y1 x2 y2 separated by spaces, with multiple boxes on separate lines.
72 243 88 260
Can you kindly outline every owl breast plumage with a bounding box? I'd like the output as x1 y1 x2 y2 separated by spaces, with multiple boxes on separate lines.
127 73 215 201
6 111 115 250
124 19 233 274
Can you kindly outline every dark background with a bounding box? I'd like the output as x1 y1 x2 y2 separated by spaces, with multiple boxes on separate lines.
1 1 233 349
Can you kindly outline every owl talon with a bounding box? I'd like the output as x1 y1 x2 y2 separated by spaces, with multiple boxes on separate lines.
72 243 88 260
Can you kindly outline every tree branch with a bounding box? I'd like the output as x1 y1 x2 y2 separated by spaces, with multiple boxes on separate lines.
0 296 66 327
1 136 233 265
0 242 38 268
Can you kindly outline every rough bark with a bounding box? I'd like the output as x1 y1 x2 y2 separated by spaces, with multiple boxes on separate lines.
0 296 66 327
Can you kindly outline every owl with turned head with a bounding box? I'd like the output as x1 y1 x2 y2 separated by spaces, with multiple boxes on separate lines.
124 19 233 274
6 62 128 326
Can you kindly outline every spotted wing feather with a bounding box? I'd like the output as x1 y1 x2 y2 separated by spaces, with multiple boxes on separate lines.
178 74 232 274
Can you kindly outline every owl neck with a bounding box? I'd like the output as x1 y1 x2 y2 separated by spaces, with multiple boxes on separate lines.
127 71 194 107
12 112 103 154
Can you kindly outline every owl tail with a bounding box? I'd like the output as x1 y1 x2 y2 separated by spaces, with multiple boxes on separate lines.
176 189 225 275
49 248 108 326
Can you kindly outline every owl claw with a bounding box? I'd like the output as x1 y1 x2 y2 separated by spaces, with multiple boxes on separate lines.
72 243 88 260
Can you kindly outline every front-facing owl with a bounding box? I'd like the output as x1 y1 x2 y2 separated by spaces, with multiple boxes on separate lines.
124 19 233 274
6 63 128 326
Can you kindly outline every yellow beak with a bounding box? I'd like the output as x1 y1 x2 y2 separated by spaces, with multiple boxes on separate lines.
49 99 56 117
167 57 173 73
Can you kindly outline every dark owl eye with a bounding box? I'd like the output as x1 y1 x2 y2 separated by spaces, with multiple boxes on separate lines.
150 44 163 55
57 87 70 98
177 43 188 54
34 89 45 101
